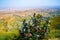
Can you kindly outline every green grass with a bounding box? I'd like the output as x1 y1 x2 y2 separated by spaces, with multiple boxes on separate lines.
0 30 19 40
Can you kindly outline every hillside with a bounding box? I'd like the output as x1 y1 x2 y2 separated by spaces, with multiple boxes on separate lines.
0 8 60 40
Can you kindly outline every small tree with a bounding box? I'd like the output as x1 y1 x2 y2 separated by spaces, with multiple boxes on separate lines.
18 13 50 40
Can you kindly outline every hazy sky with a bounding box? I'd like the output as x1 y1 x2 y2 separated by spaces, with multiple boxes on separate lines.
0 0 60 9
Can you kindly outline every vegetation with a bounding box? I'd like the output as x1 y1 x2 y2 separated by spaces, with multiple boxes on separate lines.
0 12 60 40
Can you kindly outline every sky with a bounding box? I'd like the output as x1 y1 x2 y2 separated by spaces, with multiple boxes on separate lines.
0 0 60 9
